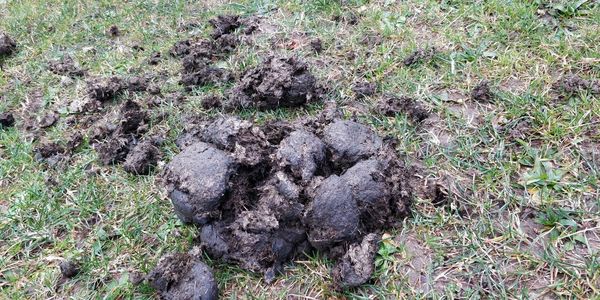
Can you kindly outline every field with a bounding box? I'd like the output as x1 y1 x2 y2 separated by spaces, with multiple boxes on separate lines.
1 0 599 299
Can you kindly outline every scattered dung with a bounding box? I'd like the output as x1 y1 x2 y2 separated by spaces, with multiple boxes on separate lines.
59 260 80 278
107 25 120 37
148 252 218 300
0 32 17 56
553 74 600 97
376 95 429 123
403 47 437 66
226 56 320 110
201 95 223 110
87 77 125 102
209 15 241 39
0 112 15 128
38 112 59 128
471 80 493 102
160 112 413 288
123 139 161 175
353 81 377 98
48 56 85 77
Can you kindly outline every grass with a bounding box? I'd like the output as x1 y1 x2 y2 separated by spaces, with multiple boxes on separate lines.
1 0 599 298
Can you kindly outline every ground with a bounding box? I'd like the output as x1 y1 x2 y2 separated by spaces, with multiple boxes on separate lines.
0 0 599 299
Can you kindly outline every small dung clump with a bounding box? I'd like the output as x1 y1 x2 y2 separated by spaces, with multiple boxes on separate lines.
226 56 320 110
48 56 85 78
59 260 80 278
403 47 437 66
471 80 493 102
0 112 15 128
148 253 218 300
376 95 430 123
0 32 17 56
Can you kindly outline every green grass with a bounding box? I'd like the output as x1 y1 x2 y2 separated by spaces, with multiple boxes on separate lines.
1 0 599 298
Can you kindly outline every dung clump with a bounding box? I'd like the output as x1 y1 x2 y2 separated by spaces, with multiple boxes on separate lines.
0 112 15 128
48 56 85 77
209 15 241 39
376 95 429 123
123 139 161 175
0 32 17 56
403 47 437 66
226 56 319 110
553 74 600 97
148 252 218 300
87 77 125 102
471 80 493 102
158 113 413 292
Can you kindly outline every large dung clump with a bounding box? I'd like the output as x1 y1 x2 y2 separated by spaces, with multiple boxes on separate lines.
159 113 412 289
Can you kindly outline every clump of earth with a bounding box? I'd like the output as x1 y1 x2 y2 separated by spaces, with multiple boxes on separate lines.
150 109 413 290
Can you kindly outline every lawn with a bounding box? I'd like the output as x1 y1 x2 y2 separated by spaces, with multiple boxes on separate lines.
1 0 599 299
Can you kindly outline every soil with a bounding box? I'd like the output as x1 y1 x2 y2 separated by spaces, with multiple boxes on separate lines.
310 38 323 53
376 94 430 123
160 112 413 287
148 252 218 300
403 47 437 66
353 81 376 98
471 80 493 102
201 95 223 110
87 77 125 102
0 112 15 128
48 56 85 77
107 25 120 37
59 260 80 278
148 52 161 65
209 15 241 39
0 32 17 56
226 56 319 110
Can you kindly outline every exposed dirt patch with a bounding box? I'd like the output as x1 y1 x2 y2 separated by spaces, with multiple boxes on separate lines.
403 47 436 66
393 233 434 292
0 112 15 128
471 80 493 102
376 94 430 123
159 112 413 288
148 252 218 300
0 32 17 57
201 94 223 110
48 56 85 77
226 56 319 110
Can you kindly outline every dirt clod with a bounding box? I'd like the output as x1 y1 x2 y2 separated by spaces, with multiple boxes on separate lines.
0 112 15 128
148 253 218 300
471 80 493 102
553 74 600 97
322 120 383 166
376 95 429 122
201 95 223 110
0 32 17 56
87 77 125 102
227 56 319 110
39 112 59 128
310 38 323 53
59 260 80 278
107 25 120 37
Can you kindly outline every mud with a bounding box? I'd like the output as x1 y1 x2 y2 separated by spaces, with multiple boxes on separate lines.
160 113 413 288
226 56 319 110
471 80 493 102
376 95 429 123
0 112 15 128
148 252 218 300
48 56 85 77
0 32 17 56
403 47 437 66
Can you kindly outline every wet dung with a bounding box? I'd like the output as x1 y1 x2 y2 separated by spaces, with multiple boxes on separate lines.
87 77 125 102
226 56 319 110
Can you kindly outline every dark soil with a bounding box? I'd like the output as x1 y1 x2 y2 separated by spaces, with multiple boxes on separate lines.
0 112 15 128
59 260 80 278
403 47 437 66
201 95 223 110
471 80 493 102
352 81 376 98
226 56 319 110
160 112 413 288
148 252 218 300
376 95 430 122
0 32 17 56
48 56 85 77
107 25 120 37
